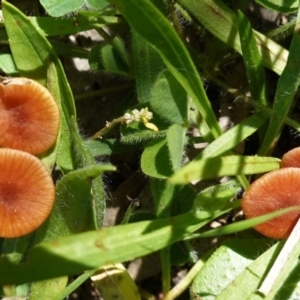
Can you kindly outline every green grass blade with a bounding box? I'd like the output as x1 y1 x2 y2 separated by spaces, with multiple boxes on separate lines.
238 11 267 107
197 112 268 160
259 2 300 155
40 0 109 17
170 155 280 184
189 206 300 239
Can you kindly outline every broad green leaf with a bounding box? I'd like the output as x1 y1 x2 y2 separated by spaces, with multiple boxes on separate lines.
193 180 241 219
29 277 68 300
67 118 108 228
55 113 74 172
3 1 49 83
141 138 173 179
0 53 18 75
256 0 298 12
40 0 109 17
0 17 91 59
110 0 222 140
196 112 268 160
213 236 300 299
191 239 272 300
85 139 140 156
39 165 115 242
238 11 267 107
177 0 288 75
151 179 175 218
167 124 186 171
170 155 280 184
172 185 196 216
29 15 109 36
259 2 300 155
150 71 188 125
214 242 282 299
151 178 195 218
132 31 165 103
132 0 179 111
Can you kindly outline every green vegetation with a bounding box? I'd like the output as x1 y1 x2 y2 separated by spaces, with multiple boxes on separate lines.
1 0 300 299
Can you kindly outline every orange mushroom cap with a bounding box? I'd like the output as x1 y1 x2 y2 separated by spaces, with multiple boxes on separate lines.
241 168 300 239
0 148 55 238
281 147 300 168
0 77 60 155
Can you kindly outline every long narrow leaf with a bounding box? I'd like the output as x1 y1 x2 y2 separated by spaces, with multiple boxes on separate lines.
259 2 300 155
0 212 220 284
238 11 267 106
170 155 280 184
197 112 268 160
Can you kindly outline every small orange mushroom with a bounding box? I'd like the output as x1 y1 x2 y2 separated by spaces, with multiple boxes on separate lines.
0 148 55 238
280 147 300 168
241 168 300 239
0 77 59 155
